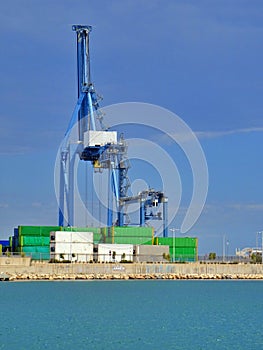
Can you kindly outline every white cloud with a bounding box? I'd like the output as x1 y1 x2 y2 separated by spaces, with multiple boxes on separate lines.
227 203 263 211
0 203 9 208
195 127 263 139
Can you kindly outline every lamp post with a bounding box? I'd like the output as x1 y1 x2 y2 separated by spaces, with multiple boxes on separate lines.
257 231 263 264
170 228 180 262
226 240 229 262
222 234 229 262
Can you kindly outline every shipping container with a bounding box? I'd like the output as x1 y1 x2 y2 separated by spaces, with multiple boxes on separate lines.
18 246 50 260
50 242 93 262
0 240 10 254
12 236 19 251
154 237 198 262
113 226 153 237
154 237 197 248
0 240 10 247
50 231 93 244
108 226 153 245
93 233 102 244
61 227 103 243
14 228 18 238
19 246 50 253
18 226 61 237
98 243 133 263
19 236 50 246
113 236 153 245
135 245 170 262
61 226 100 234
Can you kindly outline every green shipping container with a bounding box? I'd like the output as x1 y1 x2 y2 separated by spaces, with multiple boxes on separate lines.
107 226 153 245
113 226 153 238
104 237 112 244
19 246 50 253
19 235 50 246
155 237 197 248
170 247 196 256
93 233 102 244
61 227 101 234
105 237 153 245
114 236 152 245
18 245 50 260
155 237 198 262
19 226 61 237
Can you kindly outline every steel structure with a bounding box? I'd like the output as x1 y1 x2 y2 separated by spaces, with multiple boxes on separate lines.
58 25 168 236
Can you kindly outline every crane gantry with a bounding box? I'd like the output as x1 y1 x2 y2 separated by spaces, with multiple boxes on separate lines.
58 25 168 237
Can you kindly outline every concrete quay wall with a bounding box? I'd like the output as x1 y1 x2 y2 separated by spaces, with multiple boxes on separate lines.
1 261 263 280
0 256 31 267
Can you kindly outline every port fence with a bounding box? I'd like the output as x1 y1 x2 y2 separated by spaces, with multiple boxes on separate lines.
0 252 256 264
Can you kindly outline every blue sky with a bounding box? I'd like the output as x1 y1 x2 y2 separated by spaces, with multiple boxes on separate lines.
1 0 263 255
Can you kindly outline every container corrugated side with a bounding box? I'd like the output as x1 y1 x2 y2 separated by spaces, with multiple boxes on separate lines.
61 227 103 243
177 238 197 248
19 246 50 253
50 231 93 244
109 226 153 245
169 247 197 262
0 240 10 247
93 233 102 244
155 237 197 248
113 236 151 245
61 227 100 234
19 246 50 260
12 236 19 251
19 226 61 237
50 242 93 262
19 236 50 246
113 226 153 237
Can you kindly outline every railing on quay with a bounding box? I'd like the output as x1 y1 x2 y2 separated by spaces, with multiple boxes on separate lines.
0 252 259 264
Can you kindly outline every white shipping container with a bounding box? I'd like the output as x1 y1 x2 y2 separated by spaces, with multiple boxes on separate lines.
84 130 117 147
98 244 133 263
50 231 93 244
50 242 93 262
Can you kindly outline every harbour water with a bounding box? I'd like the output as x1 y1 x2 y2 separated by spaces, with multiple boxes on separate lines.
0 280 262 349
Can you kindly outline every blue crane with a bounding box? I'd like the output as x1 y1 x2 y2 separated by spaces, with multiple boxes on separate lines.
58 25 168 237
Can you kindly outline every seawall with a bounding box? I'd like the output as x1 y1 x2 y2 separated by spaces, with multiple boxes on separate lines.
1 258 263 280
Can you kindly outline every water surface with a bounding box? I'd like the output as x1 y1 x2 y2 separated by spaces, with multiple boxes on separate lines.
0 280 262 349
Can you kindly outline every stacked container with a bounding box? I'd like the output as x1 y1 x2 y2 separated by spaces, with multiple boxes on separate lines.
134 244 170 263
98 243 133 263
154 237 198 262
50 231 93 262
0 240 10 253
15 226 60 260
106 226 154 245
61 226 103 244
